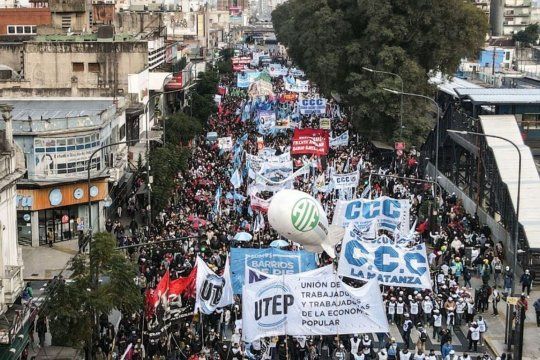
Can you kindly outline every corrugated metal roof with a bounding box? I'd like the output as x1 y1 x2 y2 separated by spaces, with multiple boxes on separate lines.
0 98 115 120
430 74 483 97
455 88 540 104
479 115 540 249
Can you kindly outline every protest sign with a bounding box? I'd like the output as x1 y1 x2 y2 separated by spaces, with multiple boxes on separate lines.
268 63 288 77
319 118 331 130
217 137 233 151
298 97 326 115
330 131 349 148
332 196 410 234
237 71 260 88
242 265 389 342
338 230 432 289
331 171 359 190
291 128 330 156
230 248 318 294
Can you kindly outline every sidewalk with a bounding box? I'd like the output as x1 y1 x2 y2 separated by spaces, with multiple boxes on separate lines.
483 287 540 360
22 240 78 280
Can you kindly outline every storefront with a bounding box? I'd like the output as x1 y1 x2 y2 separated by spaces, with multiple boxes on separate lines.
16 179 109 247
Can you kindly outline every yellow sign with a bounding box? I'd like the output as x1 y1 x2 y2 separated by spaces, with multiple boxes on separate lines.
319 118 331 130
507 296 519 305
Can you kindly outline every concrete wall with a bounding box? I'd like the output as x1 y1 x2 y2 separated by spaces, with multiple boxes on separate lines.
0 42 23 73
115 11 162 35
21 41 148 95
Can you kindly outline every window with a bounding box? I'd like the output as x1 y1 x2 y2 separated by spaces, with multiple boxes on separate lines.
505 52 511 61
6 25 37 35
119 124 126 141
88 63 101 73
72 62 84 72
61 16 71 30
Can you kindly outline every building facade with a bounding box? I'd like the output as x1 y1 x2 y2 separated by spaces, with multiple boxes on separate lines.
0 98 129 246
0 33 148 97
0 105 25 313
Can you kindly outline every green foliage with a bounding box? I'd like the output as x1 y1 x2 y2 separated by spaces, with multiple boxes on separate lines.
150 144 189 211
513 24 540 46
165 112 203 145
272 0 488 145
45 233 141 348
216 48 234 74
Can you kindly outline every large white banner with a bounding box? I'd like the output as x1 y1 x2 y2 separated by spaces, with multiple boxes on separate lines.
195 257 234 314
338 230 431 289
332 196 410 234
247 152 291 175
242 266 389 342
284 79 309 93
331 171 359 190
330 131 349 148
254 164 310 193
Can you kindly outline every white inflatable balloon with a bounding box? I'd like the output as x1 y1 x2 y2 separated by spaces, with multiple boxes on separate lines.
268 189 337 257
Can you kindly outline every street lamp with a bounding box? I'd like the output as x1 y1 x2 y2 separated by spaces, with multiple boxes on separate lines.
383 88 441 202
448 129 522 351
362 67 404 138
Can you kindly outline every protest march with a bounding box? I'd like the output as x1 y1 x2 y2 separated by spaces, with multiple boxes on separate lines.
103 46 523 360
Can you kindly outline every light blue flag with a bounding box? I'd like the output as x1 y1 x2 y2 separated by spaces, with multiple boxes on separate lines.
231 168 242 189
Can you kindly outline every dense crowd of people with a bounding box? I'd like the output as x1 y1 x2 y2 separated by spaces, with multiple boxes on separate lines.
92 48 534 360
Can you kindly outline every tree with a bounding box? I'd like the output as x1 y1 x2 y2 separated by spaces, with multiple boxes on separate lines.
149 144 189 211
44 233 141 357
165 112 203 145
272 0 488 145
513 24 540 46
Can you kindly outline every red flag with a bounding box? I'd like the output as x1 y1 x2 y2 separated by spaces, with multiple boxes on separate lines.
170 267 197 297
155 269 170 303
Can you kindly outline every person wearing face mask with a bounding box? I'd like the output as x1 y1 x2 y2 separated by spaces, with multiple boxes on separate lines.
426 349 437 360
413 349 426 360
467 322 480 352
350 334 361 356
399 347 412 360
459 352 472 360
361 335 372 358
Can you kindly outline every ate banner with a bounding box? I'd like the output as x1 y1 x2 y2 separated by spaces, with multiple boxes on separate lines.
291 129 330 156
242 266 389 342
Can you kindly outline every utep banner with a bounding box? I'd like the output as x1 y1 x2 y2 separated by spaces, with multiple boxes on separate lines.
332 171 359 190
330 131 349 148
338 230 431 289
332 196 410 234
244 265 330 287
242 265 389 342
230 248 317 294
298 97 326 115
291 128 330 156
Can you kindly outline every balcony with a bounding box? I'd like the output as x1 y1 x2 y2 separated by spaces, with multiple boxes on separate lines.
1 265 23 306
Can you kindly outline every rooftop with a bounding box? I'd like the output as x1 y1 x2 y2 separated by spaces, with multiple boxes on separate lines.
0 98 117 120
430 73 484 98
33 34 137 42
454 88 540 104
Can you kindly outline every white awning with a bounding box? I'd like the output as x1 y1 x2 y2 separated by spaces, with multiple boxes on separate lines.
479 115 540 249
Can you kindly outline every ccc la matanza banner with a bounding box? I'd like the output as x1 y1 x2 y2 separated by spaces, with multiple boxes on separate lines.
337 226 432 289
242 265 389 342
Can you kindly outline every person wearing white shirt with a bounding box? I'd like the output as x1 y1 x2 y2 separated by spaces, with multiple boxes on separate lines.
432 309 442 341
459 353 472 360
399 348 412 360
422 297 433 325
350 335 361 355
413 350 426 360
476 316 487 345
